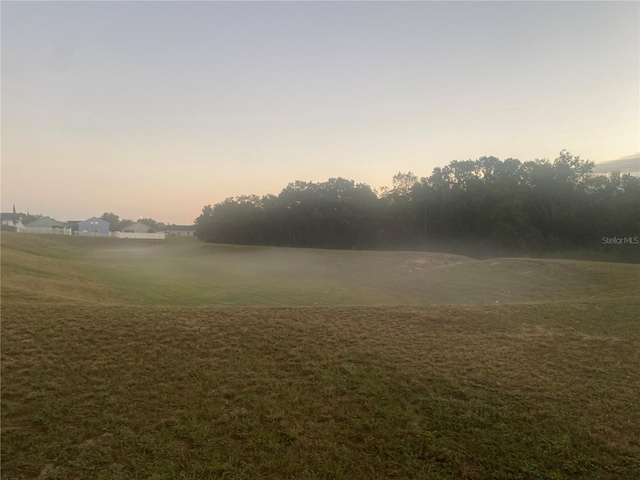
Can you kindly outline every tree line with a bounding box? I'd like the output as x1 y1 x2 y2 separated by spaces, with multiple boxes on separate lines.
194 151 640 261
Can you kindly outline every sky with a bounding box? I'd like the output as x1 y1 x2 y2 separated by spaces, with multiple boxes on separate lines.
2 1 638 225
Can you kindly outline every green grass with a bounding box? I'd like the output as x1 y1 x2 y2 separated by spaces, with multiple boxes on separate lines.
1 233 639 479
2 233 638 307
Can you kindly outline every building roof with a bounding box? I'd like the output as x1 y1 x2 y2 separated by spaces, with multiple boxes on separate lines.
80 217 110 225
24 217 65 228
1 213 22 222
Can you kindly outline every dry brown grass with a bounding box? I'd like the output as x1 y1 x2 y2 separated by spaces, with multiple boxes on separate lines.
2 302 639 479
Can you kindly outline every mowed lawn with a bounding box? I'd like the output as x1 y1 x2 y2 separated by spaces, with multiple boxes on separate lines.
1 233 639 479
1 233 637 306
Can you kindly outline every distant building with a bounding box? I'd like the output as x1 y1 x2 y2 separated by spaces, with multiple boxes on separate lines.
1 212 24 229
19 217 71 235
78 217 110 237
162 225 196 237
66 220 81 233
24 217 66 229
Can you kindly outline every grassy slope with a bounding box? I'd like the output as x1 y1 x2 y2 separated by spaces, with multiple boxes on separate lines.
2 233 639 479
2 233 638 307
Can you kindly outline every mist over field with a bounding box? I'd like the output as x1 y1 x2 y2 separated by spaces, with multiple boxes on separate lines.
4 234 637 307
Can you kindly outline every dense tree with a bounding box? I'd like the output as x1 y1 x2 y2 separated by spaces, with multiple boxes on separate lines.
100 212 152 231
138 217 164 232
194 152 640 262
100 212 123 232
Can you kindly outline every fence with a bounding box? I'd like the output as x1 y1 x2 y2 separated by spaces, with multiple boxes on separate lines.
15 226 165 239
17 226 72 235
78 231 111 237
112 232 166 240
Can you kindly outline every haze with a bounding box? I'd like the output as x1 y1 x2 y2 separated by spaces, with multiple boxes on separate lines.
2 1 638 225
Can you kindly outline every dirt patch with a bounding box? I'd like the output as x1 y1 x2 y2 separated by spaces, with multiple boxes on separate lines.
36 463 55 479
406 256 463 271
173 436 195 450
82 433 114 449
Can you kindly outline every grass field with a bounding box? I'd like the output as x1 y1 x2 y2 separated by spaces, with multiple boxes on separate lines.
2 233 639 479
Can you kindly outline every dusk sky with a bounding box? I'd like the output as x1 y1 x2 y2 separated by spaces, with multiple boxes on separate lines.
2 1 638 225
